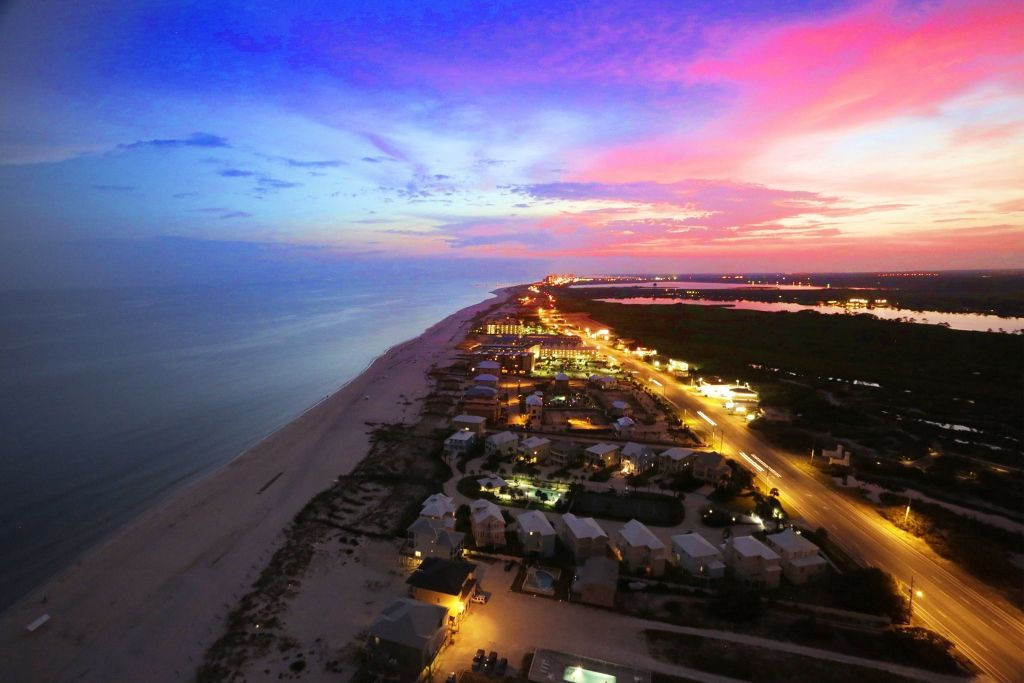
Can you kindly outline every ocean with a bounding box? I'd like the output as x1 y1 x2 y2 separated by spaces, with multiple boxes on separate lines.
0 274 519 610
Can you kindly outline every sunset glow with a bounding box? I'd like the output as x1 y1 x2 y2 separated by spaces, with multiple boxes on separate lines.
1 0 1021 277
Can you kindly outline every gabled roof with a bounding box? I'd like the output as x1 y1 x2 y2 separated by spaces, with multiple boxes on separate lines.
611 400 629 410
525 394 544 406
487 431 518 445
660 447 696 462
585 442 619 456
470 499 504 524
695 451 727 469
554 372 570 380
476 360 501 370
562 513 607 540
516 510 555 535
453 414 486 424
478 475 508 490
474 373 499 382
421 494 456 518
465 385 498 399
369 598 448 650
614 416 636 428
522 436 551 448
671 532 721 559
621 442 653 458
766 528 820 554
446 430 476 443
406 558 476 595
617 519 665 551
729 535 780 561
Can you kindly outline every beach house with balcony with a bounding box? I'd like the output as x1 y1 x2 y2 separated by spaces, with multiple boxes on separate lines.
612 519 666 576
765 529 828 584
584 442 621 469
693 452 730 483
366 598 450 679
518 436 551 463
559 513 608 560
451 414 487 435
722 535 782 588
620 442 657 474
469 499 506 548
485 431 519 458
670 532 725 579
515 510 556 557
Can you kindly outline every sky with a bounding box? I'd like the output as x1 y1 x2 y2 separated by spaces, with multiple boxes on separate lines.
1 0 1022 285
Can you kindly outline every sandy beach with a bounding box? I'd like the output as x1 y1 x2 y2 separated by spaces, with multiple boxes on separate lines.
0 289 507 683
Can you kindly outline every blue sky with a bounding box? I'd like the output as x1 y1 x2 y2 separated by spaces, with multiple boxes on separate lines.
1 0 1021 287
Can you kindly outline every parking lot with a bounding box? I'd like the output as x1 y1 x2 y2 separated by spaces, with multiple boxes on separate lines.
431 557 696 681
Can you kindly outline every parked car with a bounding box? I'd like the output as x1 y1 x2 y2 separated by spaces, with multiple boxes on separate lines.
445 674 457 683
485 651 498 672
473 649 485 670
471 591 490 604
495 657 508 677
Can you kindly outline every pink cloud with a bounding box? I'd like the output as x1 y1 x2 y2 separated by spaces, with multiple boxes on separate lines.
582 0 1024 181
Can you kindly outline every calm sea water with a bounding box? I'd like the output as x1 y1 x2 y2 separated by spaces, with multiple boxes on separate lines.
0 276 510 610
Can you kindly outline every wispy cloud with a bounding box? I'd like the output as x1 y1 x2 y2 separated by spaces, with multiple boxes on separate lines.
117 132 229 151
91 184 134 192
218 168 254 177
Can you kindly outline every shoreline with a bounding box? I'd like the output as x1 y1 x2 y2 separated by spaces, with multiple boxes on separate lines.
0 287 509 682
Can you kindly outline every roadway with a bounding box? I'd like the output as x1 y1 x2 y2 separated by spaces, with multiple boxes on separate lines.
552 308 1024 683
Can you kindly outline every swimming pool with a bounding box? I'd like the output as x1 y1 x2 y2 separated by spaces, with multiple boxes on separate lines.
523 566 561 596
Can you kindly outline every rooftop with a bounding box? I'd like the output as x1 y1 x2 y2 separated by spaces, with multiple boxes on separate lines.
671 532 720 558
487 431 519 445
617 519 664 550
585 442 619 456
470 498 504 523
368 598 448 650
730 535 781 561
446 430 476 443
474 373 499 382
660 447 696 462
453 414 486 424
562 513 607 540
573 556 618 589
516 510 556 536
621 442 653 458
766 528 821 554
406 557 476 596
522 436 551 448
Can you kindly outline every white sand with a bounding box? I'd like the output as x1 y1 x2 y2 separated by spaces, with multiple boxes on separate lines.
0 289 507 683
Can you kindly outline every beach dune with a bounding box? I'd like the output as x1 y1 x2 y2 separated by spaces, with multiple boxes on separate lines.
0 290 505 682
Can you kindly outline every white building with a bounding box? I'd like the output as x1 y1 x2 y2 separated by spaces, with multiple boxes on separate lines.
451 414 487 435
420 493 457 523
721 535 782 588
474 359 501 374
524 393 544 422
671 533 725 579
515 510 556 557
610 400 631 417
823 444 850 467
765 529 828 584
613 519 666 577
477 475 508 493
559 513 608 561
620 442 656 474
470 499 506 548
659 447 696 473
518 436 551 463
613 416 636 438
693 452 730 483
485 431 519 458
443 430 477 460
406 517 464 560
474 373 499 388
584 442 621 469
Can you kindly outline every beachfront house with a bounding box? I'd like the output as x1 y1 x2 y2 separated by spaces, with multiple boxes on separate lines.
620 442 657 474
559 513 608 561
366 598 450 680
518 436 551 464
722 535 782 588
420 493 457 524
571 556 619 608
406 558 477 621
406 517 464 561
469 499 506 548
473 359 502 374
451 414 486 435
485 431 519 458
462 386 500 422
473 373 499 389
658 447 696 473
613 416 636 438
443 431 477 461
765 529 828 584
584 442 621 469
693 452 730 483
525 393 543 422
612 519 666 576
670 532 725 579
515 510 556 557
589 375 617 390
